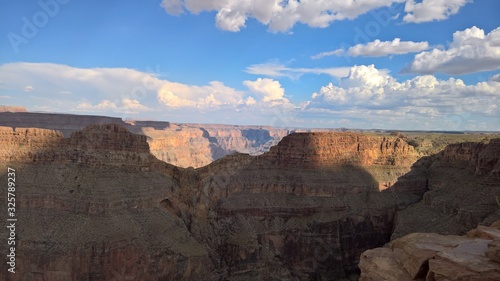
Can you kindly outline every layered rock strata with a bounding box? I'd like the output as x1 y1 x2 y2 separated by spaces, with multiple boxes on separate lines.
0 112 289 168
0 125 215 281
0 127 420 280
3 124 498 280
187 132 420 280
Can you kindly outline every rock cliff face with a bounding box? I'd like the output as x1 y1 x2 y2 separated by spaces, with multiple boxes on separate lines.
359 222 500 281
391 138 500 239
0 112 289 168
185 132 420 280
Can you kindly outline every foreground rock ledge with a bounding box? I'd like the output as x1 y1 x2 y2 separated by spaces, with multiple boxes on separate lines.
359 221 500 281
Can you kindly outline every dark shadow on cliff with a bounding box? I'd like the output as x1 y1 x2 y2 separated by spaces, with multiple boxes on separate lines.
241 128 273 147
383 139 500 239
200 127 228 160
196 132 403 280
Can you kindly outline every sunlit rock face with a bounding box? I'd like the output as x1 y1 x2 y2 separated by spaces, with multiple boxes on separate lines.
359 222 500 281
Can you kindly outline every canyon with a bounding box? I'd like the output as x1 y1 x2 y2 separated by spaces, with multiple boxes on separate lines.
0 111 289 168
0 110 499 280
2 110 496 170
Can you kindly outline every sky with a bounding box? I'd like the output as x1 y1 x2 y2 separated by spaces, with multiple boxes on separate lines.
0 0 499 131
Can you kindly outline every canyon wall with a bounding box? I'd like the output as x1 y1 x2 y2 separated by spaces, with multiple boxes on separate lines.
0 125 419 280
1 121 499 280
186 132 421 280
0 105 27 112
391 139 500 239
0 112 289 168
0 124 216 281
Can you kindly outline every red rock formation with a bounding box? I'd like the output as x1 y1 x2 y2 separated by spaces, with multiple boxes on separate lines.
267 132 416 167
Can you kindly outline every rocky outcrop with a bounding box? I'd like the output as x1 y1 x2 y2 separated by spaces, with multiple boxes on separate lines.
359 221 500 281
391 138 500 239
267 132 416 167
263 132 419 192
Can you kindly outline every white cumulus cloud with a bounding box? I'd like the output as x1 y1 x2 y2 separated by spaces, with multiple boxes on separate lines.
243 78 287 102
404 26 500 74
308 65 500 118
347 38 429 57
76 99 151 114
157 80 244 108
403 0 471 23
308 64 500 130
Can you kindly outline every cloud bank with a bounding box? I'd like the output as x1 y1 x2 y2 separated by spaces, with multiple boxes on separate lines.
306 64 499 130
403 0 471 23
0 62 498 130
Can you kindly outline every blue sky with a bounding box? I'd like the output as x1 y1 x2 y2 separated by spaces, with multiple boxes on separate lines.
1 0 499 130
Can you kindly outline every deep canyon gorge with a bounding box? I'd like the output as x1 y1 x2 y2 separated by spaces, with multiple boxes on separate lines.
0 110 499 280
